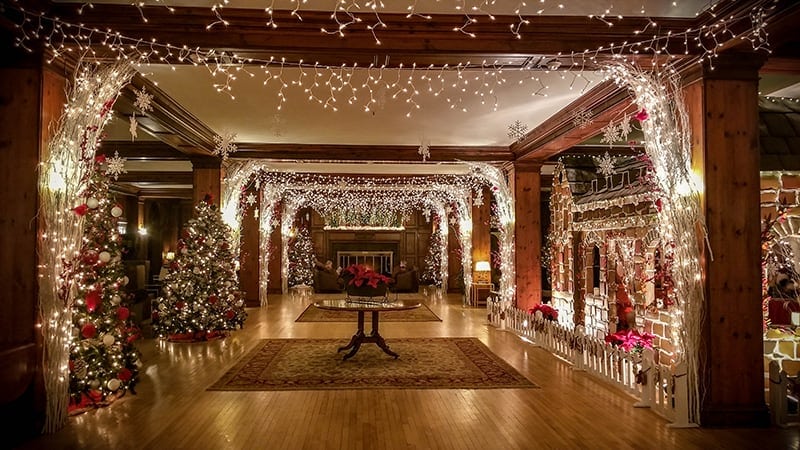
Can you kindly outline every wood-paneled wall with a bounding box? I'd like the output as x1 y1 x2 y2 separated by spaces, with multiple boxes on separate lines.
0 55 67 444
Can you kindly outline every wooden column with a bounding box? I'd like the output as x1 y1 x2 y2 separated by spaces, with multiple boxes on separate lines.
239 201 260 307
472 187 492 280
0 52 67 442
191 157 221 206
683 53 769 427
514 161 543 311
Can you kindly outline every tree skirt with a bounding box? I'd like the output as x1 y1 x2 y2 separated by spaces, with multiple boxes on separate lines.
295 301 441 323
208 338 537 391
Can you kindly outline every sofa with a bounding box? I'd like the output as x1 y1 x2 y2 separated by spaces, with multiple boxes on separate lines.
314 269 344 293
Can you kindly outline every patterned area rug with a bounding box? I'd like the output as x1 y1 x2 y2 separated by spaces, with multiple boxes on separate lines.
295 295 441 322
208 338 537 391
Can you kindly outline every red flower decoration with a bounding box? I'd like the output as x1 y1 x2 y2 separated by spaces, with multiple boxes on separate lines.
529 304 559 321
208 295 218 305
117 306 130 321
73 204 89 216
604 329 655 353
118 368 133 382
343 264 392 288
655 198 663 212
634 109 649 122
95 154 106 163
85 290 101 313
225 310 235 319
81 323 97 339
176 301 186 310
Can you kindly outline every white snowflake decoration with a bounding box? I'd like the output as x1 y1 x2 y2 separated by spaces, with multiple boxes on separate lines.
134 86 153 113
618 116 632 139
271 113 285 137
213 132 238 160
105 151 127 179
600 121 621 146
571 108 594 129
129 115 138 141
245 193 257 206
507 120 528 142
449 216 458 226
473 189 484 207
418 137 430 162
593 151 616 177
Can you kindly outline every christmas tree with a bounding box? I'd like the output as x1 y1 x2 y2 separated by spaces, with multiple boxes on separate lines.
422 217 444 286
287 225 314 287
153 195 247 341
64 153 141 413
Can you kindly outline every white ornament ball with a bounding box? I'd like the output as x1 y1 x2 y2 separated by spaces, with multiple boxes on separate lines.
89 379 100 389
135 359 143 368
102 334 115 347
107 378 121 391
99 251 111 263
111 206 123 217
181 248 188 255
122 276 129 286
111 295 121 305
193 267 201 274
86 198 99 209
224 281 232 287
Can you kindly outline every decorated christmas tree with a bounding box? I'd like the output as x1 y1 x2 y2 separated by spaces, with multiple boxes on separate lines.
422 217 444 286
153 195 247 341
64 153 141 413
287 225 314 287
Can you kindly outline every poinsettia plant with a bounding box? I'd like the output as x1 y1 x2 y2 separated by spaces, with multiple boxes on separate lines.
604 329 655 353
529 303 559 321
342 264 393 288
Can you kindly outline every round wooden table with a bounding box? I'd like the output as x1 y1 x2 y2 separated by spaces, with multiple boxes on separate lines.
313 299 421 360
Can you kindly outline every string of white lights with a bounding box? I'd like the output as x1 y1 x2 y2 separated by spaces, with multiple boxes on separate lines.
37 61 135 433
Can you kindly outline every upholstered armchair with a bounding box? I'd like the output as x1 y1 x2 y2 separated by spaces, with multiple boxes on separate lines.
314 269 344 293
391 267 419 293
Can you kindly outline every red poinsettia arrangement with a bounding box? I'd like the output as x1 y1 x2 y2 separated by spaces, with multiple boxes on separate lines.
604 329 655 353
529 303 559 321
343 264 392 288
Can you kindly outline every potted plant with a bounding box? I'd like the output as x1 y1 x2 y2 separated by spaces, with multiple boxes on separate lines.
341 264 393 299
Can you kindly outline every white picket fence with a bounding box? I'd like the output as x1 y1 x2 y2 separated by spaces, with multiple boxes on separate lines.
769 360 800 427
487 296 695 427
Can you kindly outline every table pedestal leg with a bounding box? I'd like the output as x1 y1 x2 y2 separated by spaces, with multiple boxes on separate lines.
370 311 399 359
339 311 366 360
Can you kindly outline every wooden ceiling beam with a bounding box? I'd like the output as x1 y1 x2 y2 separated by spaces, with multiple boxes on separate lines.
51 4 699 64
99 141 189 160
511 80 633 162
234 143 513 162
116 172 193 184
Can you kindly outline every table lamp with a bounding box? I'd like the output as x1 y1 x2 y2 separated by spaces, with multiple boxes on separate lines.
474 260 491 283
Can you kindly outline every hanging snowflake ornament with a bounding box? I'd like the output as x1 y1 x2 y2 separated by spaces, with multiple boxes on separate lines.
418 137 430 162
572 108 594 129
105 151 127 179
134 86 154 113
507 120 528 142
245 192 257 206
129 115 138 141
593 151 616 177
271 113 285 138
213 132 238 160
618 116 632 139
600 121 621 146
449 216 458 226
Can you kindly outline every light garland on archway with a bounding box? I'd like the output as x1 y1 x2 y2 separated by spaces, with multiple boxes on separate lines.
37 61 135 433
220 161 516 304
602 61 706 425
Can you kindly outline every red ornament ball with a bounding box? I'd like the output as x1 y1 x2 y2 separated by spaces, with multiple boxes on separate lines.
82 250 99 266
208 295 218 305
85 290 101 313
73 204 89 216
118 368 133 382
117 306 130 321
81 323 97 339
225 310 235 319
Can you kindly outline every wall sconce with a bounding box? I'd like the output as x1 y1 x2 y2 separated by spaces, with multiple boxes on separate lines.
474 260 491 283
137 227 148 236
166 251 175 261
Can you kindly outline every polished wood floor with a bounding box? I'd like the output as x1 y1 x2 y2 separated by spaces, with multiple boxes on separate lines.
20 290 800 449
